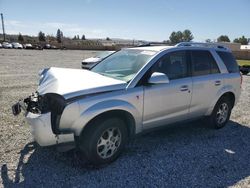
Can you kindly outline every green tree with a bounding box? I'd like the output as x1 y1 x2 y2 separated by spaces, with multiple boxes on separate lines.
38 31 46 42
217 35 230 42
56 29 63 43
169 29 194 44
18 33 24 42
169 32 179 44
106 37 111 41
81 34 86 40
182 29 193 42
72 35 80 40
233 36 248 45
176 31 183 42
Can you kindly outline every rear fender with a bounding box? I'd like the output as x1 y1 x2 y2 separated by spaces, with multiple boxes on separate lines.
205 85 235 116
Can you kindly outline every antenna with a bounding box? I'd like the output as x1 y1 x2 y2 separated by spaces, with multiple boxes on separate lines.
1 13 6 41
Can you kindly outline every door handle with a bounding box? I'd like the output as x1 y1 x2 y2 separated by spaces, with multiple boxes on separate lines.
180 85 189 91
215 80 221 86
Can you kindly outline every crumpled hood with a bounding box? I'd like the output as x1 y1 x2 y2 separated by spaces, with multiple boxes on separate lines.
37 67 127 99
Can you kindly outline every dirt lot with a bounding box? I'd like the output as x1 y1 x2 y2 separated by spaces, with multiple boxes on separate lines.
0 49 250 188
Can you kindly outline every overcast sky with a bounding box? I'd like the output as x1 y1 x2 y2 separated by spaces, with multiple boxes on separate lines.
0 0 249 41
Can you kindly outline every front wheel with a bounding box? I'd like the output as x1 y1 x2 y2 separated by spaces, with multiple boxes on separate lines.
77 117 128 165
208 97 232 129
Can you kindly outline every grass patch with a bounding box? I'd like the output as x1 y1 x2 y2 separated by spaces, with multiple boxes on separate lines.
237 60 250 66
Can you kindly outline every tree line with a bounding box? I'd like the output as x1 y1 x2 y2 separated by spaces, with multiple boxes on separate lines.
215 35 249 45
16 29 249 45
16 29 88 43
166 30 249 45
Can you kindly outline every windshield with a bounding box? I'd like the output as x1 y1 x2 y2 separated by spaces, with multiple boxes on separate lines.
95 51 115 59
92 49 156 82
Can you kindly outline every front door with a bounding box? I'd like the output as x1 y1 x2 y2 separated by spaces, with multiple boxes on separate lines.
143 50 192 129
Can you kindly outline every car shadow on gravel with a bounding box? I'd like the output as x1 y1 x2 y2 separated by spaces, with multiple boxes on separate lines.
1 120 250 187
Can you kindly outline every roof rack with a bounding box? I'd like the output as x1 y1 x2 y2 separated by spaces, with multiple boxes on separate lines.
137 42 168 47
175 42 230 50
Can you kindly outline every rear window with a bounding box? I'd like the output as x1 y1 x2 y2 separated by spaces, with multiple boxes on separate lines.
217 51 239 73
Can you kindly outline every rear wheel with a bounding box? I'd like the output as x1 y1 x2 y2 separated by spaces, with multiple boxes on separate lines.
77 117 128 165
208 97 232 129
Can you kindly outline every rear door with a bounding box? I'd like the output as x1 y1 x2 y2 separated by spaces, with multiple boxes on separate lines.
188 49 224 118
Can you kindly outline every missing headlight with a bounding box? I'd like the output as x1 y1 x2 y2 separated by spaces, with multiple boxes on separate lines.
23 92 66 115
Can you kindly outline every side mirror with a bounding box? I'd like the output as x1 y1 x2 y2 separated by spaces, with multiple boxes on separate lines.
148 72 170 84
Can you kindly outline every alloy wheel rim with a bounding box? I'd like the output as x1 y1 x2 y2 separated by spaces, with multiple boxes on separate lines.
216 103 229 124
97 127 121 159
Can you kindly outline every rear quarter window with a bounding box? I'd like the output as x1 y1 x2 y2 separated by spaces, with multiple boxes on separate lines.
217 51 239 73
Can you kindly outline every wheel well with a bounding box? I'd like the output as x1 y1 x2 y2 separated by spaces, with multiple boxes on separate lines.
219 92 235 107
80 110 136 138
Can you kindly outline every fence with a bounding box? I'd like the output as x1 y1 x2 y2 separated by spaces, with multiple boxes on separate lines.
232 50 250 60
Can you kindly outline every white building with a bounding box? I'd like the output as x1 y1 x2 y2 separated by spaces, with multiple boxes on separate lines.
241 45 250 50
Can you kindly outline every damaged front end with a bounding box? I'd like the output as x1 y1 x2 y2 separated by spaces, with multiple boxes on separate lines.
12 92 48 116
12 92 66 134
12 92 74 147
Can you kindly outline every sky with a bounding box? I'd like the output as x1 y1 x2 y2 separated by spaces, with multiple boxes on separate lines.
0 0 249 42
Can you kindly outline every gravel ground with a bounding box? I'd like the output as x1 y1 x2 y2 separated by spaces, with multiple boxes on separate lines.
0 49 250 188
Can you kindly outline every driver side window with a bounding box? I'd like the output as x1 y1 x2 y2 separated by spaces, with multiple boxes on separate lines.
152 50 188 80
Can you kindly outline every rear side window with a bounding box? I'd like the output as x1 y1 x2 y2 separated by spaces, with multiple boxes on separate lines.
191 50 220 76
217 51 239 73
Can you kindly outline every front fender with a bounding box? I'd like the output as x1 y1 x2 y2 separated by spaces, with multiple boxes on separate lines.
72 99 142 136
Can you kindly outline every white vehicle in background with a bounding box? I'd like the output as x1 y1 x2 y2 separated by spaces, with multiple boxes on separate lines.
81 51 116 69
2 42 12 49
23 43 34 49
12 42 23 49
0 43 2 48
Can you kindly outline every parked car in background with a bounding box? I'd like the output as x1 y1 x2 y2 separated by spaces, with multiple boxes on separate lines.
44 44 51 49
23 43 34 49
81 51 116 69
12 42 23 49
239 65 250 75
33 44 43 50
51 45 59 50
2 42 12 49
0 43 2 48
13 42 241 166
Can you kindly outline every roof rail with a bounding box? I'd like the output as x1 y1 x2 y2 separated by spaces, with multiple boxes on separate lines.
137 42 168 47
175 42 230 50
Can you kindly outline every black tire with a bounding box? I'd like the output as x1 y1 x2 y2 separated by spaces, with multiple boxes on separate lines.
77 117 128 166
207 97 232 129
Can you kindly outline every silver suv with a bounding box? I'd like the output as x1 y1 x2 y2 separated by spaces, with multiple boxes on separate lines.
12 42 241 165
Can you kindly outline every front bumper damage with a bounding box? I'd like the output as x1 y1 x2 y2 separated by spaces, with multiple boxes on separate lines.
12 93 74 147
26 112 74 146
